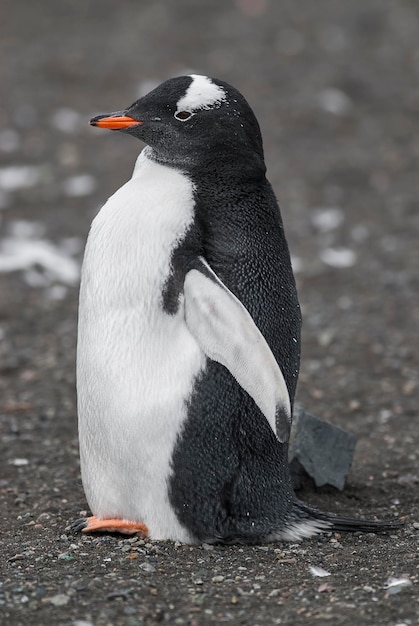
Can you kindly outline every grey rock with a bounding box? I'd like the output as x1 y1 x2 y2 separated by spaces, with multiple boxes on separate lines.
139 561 156 573
289 406 357 491
48 593 70 607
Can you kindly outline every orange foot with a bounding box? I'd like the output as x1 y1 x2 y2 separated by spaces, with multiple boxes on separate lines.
72 515 148 536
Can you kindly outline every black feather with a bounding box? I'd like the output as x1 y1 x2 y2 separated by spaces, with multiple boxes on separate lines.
296 501 404 534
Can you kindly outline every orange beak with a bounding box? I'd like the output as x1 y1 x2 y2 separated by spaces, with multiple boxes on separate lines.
90 115 144 129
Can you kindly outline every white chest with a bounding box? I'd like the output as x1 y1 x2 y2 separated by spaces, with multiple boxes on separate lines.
81 149 195 310
77 151 205 541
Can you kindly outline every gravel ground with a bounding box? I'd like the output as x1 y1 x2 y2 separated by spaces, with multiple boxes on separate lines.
0 1 418 625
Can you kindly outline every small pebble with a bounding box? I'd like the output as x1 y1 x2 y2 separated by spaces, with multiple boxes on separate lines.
48 593 70 607
211 575 225 583
107 591 129 601
139 562 155 573
121 545 132 552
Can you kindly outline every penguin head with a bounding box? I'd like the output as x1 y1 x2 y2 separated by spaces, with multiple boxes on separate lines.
90 75 265 174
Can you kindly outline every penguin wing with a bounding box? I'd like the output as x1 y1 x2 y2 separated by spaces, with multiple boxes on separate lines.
183 258 291 443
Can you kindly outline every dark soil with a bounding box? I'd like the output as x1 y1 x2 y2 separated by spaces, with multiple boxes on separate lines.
0 1 418 625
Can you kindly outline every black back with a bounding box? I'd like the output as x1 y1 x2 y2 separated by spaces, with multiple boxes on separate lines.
168 165 302 542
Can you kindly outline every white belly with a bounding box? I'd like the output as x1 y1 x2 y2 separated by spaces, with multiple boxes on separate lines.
77 150 205 542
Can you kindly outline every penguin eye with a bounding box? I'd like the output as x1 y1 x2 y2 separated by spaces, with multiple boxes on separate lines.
174 110 193 121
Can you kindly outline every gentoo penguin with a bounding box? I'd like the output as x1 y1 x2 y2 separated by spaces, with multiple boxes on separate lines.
75 75 400 542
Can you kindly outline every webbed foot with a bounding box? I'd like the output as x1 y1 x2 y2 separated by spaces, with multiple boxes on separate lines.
72 515 148 536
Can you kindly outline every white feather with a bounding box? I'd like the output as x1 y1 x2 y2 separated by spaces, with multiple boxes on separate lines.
77 148 205 542
176 75 226 112
267 519 331 542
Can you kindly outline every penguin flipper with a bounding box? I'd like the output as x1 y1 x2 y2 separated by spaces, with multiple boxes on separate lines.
183 258 291 442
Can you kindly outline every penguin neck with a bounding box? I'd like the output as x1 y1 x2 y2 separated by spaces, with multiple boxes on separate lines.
145 145 266 184
193 152 266 184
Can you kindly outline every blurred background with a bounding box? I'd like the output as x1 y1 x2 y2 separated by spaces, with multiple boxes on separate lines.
0 0 418 477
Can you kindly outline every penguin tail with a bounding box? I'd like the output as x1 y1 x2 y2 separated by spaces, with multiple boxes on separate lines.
312 510 404 534
271 500 404 542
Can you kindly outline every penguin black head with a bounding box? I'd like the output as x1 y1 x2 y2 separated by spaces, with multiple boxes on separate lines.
90 75 265 174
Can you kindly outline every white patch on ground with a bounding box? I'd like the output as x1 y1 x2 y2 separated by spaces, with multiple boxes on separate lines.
311 207 344 232
176 75 226 112
320 247 357 268
309 566 331 577
0 220 81 289
10 458 29 466
384 576 412 594
317 88 352 115
0 165 41 191
63 174 96 197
